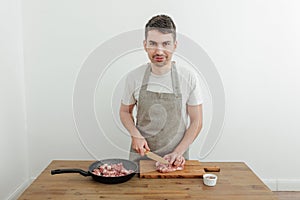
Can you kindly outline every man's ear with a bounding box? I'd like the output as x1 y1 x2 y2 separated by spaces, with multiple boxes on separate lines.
143 40 147 51
174 40 178 50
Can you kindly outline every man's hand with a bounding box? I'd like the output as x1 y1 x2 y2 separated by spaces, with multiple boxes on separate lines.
131 136 150 156
163 152 185 167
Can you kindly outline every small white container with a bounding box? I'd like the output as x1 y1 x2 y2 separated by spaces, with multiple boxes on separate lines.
203 173 218 186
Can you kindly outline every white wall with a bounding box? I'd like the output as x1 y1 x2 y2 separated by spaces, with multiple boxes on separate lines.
193 0 300 190
1 0 300 198
0 0 29 199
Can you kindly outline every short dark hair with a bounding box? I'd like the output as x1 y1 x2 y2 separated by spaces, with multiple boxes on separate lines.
145 14 176 41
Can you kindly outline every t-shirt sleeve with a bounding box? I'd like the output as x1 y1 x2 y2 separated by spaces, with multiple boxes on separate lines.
121 74 137 105
187 73 204 106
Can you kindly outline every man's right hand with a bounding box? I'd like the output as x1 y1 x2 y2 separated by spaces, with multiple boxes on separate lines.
131 136 150 156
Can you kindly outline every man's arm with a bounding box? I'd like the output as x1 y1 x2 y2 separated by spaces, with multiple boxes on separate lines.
165 104 203 166
119 103 150 156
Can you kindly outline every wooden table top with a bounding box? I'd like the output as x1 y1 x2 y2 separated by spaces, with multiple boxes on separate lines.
18 160 278 200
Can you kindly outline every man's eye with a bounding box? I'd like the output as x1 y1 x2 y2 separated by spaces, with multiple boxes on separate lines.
149 42 156 46
163 42 171 46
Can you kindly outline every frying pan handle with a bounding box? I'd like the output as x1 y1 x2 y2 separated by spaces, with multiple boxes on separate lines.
51 169 90 176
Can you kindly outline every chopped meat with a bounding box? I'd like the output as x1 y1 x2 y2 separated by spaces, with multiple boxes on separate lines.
92 163 134 177
155 162 184 173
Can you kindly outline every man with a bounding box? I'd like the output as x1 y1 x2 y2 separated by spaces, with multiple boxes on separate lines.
120 14 203 167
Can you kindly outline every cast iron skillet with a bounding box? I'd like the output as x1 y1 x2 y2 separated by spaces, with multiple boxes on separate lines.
51 158 137 184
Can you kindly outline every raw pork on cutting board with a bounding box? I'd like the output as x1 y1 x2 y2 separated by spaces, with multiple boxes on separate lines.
139 160 206 178
155 161 184 173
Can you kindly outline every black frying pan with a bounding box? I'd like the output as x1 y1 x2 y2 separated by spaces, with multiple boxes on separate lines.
51 158 137 184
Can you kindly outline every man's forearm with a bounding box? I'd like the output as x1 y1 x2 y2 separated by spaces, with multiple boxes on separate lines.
174 104 203 155
120 110 142 138
173 120 202 155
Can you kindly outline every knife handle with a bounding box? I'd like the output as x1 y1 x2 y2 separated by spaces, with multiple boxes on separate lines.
144 148 150 153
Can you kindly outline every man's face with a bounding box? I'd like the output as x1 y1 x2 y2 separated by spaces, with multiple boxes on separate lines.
144 30 177 67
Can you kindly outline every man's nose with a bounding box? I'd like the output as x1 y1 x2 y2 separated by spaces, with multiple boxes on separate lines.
154 45 164 54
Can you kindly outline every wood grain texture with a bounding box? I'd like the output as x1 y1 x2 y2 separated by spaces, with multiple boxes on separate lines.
140 160 221 178
274 191 300 200
18 160 278 200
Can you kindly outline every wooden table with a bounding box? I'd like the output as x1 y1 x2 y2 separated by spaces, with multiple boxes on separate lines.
19 160 278 200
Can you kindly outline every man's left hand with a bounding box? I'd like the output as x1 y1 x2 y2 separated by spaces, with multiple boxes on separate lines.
163 152 185 167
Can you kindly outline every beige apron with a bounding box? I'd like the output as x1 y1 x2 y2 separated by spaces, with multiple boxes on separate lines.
129 62 189 166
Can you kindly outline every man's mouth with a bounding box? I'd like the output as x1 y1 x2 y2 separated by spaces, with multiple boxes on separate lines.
154 56 165 62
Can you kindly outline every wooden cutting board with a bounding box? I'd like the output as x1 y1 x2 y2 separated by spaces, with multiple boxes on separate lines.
139 160 220 178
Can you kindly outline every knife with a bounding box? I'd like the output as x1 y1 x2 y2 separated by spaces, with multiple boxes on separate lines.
144 150 169 164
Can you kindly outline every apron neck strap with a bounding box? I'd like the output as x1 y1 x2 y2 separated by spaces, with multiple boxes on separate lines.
140 63 151 91
171 62 181 96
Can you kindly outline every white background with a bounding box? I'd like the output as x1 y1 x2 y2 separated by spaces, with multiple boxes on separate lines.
1 0 300 199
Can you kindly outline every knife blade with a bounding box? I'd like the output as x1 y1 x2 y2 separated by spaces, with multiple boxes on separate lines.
145 150 169 164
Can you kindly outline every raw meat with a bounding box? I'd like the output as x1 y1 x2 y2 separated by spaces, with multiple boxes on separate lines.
155 162 184 173
92 163 134 177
